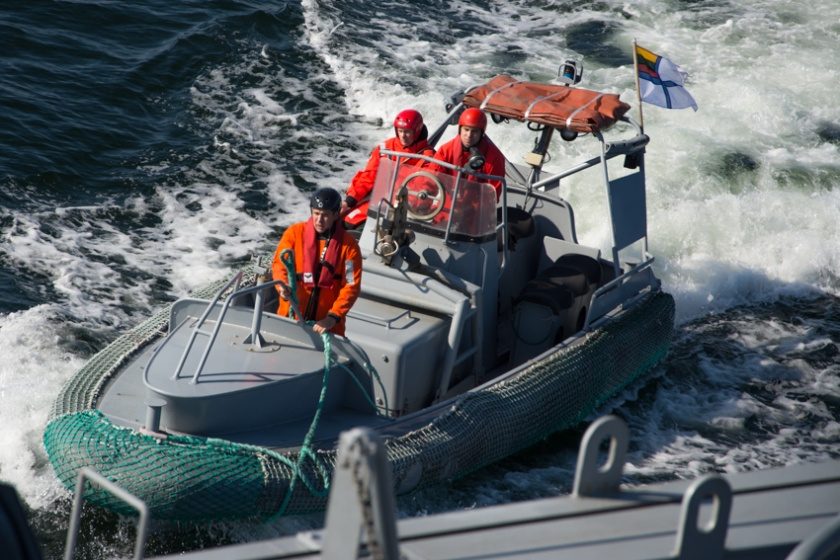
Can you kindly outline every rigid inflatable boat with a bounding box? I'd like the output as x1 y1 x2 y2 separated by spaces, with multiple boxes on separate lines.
44 73 675 520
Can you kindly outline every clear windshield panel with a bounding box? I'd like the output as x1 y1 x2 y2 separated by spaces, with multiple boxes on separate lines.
369 158 497 239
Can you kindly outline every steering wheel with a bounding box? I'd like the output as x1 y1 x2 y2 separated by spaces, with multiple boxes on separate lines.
399 171 446 221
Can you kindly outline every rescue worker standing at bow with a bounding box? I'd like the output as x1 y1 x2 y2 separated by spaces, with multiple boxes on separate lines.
272 187 362 336
434 107 506 199
342 109 436 224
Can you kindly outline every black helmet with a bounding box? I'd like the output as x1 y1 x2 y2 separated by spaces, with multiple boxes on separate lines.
310 187 341 212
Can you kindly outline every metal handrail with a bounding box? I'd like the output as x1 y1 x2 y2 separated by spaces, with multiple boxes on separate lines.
161 272 306 383
530 132 649 192
584 255 657 330
64 468 149 560
172 271 244 380
185 277 304 384
785 512 840 560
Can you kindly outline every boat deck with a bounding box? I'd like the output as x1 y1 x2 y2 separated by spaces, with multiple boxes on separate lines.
98 336 392 449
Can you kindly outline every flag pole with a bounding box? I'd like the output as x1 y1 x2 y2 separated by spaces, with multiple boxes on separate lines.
632 39 645 133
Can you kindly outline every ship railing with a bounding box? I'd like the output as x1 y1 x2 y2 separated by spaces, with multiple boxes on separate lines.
788 514 840 560
55 418 840 559
316 417 840 560
64 468 149 560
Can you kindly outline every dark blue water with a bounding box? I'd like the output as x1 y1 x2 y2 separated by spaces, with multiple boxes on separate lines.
2 1 839 558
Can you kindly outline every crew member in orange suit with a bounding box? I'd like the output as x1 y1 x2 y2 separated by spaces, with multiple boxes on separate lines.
342 109 436 225
272 187 362 336
433 107 506 199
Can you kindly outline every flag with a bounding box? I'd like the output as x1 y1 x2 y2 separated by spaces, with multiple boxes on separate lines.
635 44 698 111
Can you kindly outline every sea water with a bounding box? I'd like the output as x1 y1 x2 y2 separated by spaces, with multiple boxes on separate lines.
1 1 838 558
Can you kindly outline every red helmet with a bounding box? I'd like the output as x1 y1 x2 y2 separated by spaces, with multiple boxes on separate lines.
393 109 423 136
459 107 487 131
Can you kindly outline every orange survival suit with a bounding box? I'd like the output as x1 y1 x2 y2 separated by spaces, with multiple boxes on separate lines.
271 219 362 336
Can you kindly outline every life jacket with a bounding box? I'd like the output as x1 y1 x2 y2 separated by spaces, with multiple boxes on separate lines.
301 218 344 289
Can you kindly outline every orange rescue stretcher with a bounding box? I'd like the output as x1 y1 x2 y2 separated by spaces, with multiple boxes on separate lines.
462 74 630 134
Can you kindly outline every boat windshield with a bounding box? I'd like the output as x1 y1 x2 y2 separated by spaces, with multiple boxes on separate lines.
369 158 497 241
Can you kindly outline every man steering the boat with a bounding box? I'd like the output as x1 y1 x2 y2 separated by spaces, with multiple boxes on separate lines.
341 108 436 228
433 107 505 199
272 187 362 335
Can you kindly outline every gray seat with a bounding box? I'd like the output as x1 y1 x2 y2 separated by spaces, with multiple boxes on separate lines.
554 253 601 286
497 206 535 251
